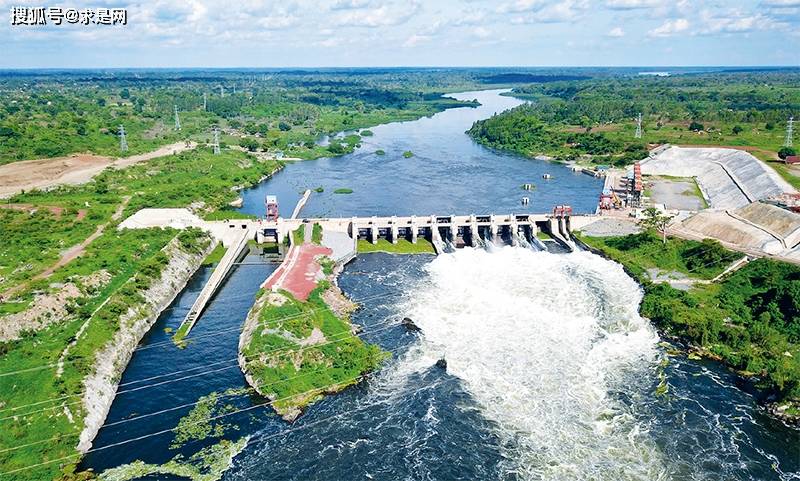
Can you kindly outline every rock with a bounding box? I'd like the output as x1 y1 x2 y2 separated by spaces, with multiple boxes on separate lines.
435 358 447 370
401 317 421 332
229 197 244 208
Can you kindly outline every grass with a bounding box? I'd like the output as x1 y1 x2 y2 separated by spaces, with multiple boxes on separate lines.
576 231 738 281
357 238 435 254
242 284 388 417
311 223 323 245
201 243 226 266
292 225 305 246
333 188 353 194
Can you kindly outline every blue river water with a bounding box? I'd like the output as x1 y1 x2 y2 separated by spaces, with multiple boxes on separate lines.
82 90 799 481
237 90 600 218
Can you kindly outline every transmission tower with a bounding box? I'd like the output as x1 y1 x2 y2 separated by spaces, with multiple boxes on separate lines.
212 126 220 155
203 92 207 111
635 113 643 139
174 105 181 131
219 85 224 97
118 124 128 152
232 84 236 94
786 116 794 148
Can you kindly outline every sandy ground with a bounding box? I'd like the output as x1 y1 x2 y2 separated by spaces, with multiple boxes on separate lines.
0 142 196 199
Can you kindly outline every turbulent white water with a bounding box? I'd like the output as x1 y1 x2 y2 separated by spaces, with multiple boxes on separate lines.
400 246 668 481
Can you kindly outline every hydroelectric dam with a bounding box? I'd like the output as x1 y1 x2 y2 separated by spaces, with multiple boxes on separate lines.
119 206 598 336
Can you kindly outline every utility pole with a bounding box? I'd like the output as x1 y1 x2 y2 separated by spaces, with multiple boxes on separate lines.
786 116 794 148
118 124 128 152
174 105 181 131
212 126 220 155
203 92 207 111
635 113 643 139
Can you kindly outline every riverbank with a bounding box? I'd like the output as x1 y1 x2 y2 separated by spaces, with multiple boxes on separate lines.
576 232 800 426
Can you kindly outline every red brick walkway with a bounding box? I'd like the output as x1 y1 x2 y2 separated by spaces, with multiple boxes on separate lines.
262 244 332 300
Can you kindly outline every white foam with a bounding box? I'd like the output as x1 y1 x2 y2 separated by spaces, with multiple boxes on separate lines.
400 246 668 480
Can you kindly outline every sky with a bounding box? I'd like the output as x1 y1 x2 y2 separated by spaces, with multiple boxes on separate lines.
1 0 799 68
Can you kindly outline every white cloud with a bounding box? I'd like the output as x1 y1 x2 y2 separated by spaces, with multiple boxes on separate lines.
760 0 800 5
605 0 661 9
508 0 588 23
607 26 625 36
648 18 689 37
330 0 373 10
333 1 421 27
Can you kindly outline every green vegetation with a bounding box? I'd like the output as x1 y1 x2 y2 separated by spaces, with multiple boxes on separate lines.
311 223 323 245
171 390 242 448
580 232 800 405
357 238 436 254
242 283 387 418
333 188 353 194
472 70 800 167
100 436 249 481
402 150 414 158
576 230 739 280
375 149 386 156
0 148 276 479
360 129 374 136
292 225 305 246
202 243 226 266
0 70 483 165
314 186 324 193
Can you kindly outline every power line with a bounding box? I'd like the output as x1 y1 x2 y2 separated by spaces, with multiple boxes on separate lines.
118 124 127 152
635 113 642 139
0 290 398 381
0 358 426 477
0 343 409 457
0 303 401 419
174 105 181 131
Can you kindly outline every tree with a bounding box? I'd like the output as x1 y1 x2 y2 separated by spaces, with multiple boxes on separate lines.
778 147 796 160
278 121 291 131
639 207 674 245
688 121 704 132
239 138 259 152
732 125 743 135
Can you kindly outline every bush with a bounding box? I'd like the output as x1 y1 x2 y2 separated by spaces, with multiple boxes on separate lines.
779 147 796 160
688 121 704 132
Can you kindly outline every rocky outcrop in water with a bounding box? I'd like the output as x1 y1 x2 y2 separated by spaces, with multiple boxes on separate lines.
401 317 421 332
77 236 213 453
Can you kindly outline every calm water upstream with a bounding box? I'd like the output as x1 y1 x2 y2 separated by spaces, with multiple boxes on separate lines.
83 90 799 481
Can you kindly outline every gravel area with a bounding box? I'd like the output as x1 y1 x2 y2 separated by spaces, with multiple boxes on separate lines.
579 217 641 237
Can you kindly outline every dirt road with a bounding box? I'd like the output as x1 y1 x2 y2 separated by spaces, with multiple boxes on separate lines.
0 142 196 199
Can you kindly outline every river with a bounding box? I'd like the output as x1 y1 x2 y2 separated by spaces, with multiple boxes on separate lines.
83 90 799 480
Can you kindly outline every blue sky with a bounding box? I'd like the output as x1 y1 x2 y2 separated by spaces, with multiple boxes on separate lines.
1 0 798 68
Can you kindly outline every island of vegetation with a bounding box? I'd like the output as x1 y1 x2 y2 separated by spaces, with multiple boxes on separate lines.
577 228 800 422
239 278 387 421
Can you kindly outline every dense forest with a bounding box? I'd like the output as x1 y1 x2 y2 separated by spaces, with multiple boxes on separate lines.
469 69 800 166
